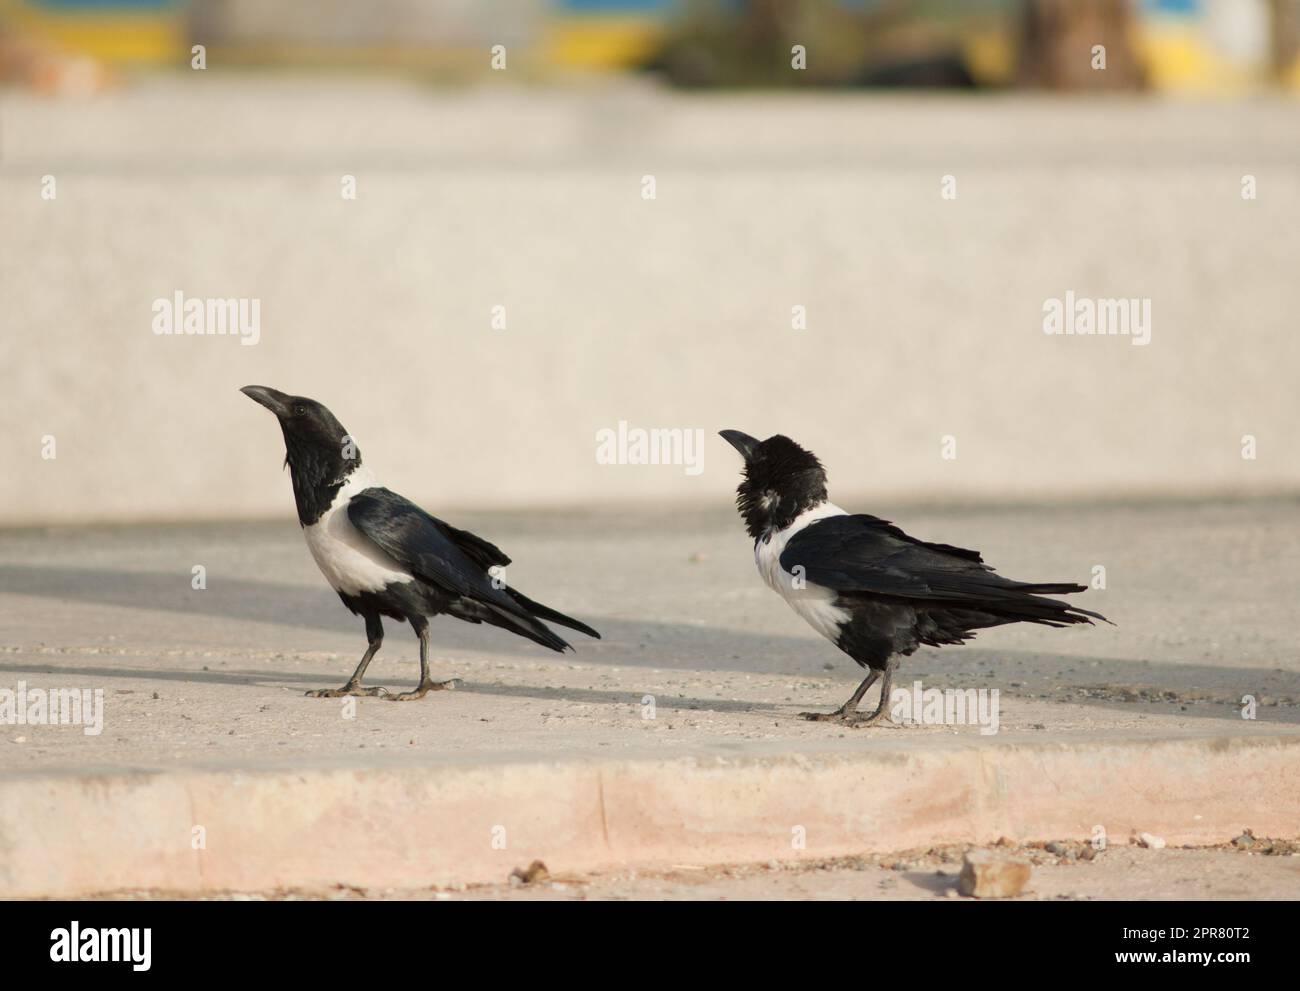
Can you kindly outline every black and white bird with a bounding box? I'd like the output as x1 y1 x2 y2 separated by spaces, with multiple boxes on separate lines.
720 430 1108 727
241 386 600 700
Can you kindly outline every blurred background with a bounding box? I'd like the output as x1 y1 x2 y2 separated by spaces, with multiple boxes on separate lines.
2 0 1298 524
6 0 1300 91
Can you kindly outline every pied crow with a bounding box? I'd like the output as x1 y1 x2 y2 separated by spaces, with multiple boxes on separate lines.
720 430 1108 727
241 386 600 700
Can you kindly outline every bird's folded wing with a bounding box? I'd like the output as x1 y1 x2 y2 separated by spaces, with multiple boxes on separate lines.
778 514 1028 602
436 520 511 572
346 487 517 607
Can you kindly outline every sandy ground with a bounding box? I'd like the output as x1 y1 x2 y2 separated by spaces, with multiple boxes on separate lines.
87 842 1300 902
463 842 1300 901
2 501 1297 898
1 499 1297 774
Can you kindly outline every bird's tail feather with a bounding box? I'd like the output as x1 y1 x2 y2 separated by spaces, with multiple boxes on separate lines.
504 589 602 639
924 574 1111 628
988 582 1111 627
483 604 574 652
1017 581 1087 595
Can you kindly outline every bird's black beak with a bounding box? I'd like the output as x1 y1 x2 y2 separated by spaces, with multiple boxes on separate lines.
719 429 760 462
240 385 291 418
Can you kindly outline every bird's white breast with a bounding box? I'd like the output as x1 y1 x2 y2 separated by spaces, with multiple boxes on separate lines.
755 501 851 644
302 468 413 596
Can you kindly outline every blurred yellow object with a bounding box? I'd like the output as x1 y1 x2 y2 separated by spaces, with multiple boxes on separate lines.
3 0 183 64
543 16 664 70
1137 25 1264 93
963 28 1016 86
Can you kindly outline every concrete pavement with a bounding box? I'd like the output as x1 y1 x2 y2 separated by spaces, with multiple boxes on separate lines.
0 499 1297 897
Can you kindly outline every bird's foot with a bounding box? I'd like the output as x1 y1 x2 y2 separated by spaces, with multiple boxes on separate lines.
387 678 462 702
305 684 390 699
799 707 851 722
842 707 893 729
799 706 893 728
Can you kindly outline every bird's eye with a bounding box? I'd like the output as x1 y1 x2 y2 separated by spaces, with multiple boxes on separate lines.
293 404 306 417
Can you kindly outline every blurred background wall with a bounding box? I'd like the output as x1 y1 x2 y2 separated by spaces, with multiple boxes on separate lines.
2 0 1298 524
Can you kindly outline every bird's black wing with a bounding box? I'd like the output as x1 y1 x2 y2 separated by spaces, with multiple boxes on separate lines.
347 487 598 647
439 521 511 573
780 514 1105 623
348 488 510 601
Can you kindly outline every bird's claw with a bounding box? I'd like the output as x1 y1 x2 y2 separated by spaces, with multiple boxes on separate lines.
845 710 893 729
387 678 461 701
799 709 848 722
799 708 892 728
305 685 390 699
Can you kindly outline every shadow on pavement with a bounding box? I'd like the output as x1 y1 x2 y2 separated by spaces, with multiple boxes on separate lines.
1 564 1296 725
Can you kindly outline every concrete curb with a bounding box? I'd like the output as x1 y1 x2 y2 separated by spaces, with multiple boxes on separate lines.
3 734 1298 897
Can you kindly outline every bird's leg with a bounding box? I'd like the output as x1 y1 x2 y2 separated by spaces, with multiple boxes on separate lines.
306 614 390 698
840 660 898 728
801 659 899 728
800 669 879 722
389 618 461 701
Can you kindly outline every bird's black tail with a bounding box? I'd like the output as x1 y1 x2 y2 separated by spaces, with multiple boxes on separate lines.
988 581 1111 627
505 589 602 640
476 603 574 652
452 592 600 654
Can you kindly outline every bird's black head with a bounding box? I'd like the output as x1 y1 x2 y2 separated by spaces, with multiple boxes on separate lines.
241 385 361 525
720 430 828 540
